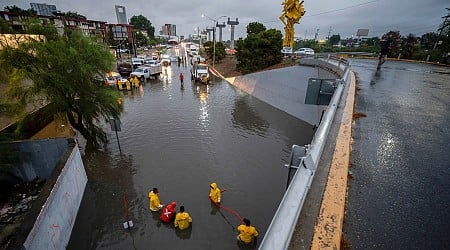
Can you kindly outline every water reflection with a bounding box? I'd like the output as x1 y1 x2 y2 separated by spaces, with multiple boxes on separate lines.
193 83 210 129
232 97 269 136
68 148 138 249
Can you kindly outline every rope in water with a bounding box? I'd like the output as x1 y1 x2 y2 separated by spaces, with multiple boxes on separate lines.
210 189 244 224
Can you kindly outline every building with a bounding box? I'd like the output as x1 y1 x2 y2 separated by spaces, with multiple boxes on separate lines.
105 23 134 45
30 3 57 16
161 24 176 36
115 5 127 24
0 7 136 46
0 10 107 43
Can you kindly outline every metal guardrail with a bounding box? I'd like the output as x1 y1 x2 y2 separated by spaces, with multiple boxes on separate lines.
259 56 351 250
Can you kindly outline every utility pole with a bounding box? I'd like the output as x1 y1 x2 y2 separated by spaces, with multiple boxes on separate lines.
327 26 332 40
314 29 319 41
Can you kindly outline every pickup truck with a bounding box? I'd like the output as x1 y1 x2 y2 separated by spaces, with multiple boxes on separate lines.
130 65 162 81
191 63 210 84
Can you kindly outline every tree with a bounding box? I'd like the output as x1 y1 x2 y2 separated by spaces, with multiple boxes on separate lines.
402 33 418 59
420 32 438 50
247 22 266 35
130 15 155 38
236 25 283 74
4 5 37 16
0 26 122 147
0 18 14 33
134 31 148 47
365 36 380 47
203 41 226 63
62 11 86 20
381 31 402 58
294 39 318 50
435 8 450 63
329 34 341 46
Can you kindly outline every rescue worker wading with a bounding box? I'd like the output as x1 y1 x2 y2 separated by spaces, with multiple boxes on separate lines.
149 187 164 212
209 182 221 204
160 201 177 222
174 206 192 230
237 218 259 245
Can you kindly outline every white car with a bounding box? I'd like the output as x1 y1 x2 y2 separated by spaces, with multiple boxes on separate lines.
281 47 293 54
105 72 121 86
295 48 315 56
161 54 171 66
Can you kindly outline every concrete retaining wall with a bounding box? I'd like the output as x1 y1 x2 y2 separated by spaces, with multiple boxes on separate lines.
223 66 338 126
22 140 87 250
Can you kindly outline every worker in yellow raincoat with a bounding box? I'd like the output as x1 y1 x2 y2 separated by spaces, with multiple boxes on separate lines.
237 218 259 245
174 206 192 230
209 182 221 204
132 76 140 88
149 188 164 211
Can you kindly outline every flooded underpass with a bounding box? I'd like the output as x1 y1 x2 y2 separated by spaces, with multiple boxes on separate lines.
67 63 319 249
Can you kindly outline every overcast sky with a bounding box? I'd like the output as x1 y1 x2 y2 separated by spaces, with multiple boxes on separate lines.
1 0 448 40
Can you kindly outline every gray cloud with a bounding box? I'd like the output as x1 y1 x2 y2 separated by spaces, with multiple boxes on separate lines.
1 0 448 40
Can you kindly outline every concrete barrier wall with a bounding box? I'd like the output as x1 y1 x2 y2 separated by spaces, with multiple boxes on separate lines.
23 143 87 250
224 66 338 126
8 139 70 182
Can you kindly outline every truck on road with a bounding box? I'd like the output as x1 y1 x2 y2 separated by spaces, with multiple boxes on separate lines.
130 65 162 81
191 63 210 84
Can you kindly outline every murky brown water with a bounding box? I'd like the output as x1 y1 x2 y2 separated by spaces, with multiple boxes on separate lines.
68 63 315 249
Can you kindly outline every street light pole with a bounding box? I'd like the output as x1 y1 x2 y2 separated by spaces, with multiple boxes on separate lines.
202 14 227 68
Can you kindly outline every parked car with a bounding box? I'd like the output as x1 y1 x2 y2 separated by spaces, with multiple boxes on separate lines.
295 48 315 56
105 72 121 86
132 57 145 68
281 47 293 55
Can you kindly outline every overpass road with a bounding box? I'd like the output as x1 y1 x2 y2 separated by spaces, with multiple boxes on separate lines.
343 59 450 249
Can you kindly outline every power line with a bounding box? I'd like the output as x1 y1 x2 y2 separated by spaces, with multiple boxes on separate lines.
305 0 382 17
247 0 383 25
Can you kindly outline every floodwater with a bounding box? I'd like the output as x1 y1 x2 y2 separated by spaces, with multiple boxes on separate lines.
68 61 315 249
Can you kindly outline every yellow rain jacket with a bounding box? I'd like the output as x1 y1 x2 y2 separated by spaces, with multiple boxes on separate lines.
174 212 192 230
209 182 221 203
237 224 259 244
132 77 139 88
149 191 162 211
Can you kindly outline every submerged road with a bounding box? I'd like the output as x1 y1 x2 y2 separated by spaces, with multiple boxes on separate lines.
344 60 450 249
67 53 337 249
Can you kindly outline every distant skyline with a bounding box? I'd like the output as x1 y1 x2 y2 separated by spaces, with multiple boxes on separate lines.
1 0 448 40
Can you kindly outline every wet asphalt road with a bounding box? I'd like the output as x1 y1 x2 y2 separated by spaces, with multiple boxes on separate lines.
344 59 450 249
67 51 323 249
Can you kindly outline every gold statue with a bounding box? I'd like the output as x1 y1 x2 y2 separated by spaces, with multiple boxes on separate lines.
280 0 305 49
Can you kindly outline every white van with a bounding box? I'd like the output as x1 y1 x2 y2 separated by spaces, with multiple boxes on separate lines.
190 45 198 56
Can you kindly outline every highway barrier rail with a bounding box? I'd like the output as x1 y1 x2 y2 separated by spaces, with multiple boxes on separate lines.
259 55 351 250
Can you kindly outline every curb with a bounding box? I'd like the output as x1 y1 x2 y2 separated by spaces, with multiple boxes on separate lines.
311 71 356 249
